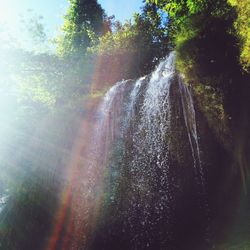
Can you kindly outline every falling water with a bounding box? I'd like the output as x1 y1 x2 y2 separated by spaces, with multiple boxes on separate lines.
178 76 204 186
94 80 127 160
124 52 176 248
123 76 146 129
178 75 211 243
72 52 210 250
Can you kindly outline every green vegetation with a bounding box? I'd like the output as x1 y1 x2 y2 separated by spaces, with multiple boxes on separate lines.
228 0 250 71
56 0 106 56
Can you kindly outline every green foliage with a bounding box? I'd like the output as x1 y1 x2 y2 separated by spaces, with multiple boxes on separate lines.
56 0 106 56
149 0 250 72
147 0 205 17
228 0 250 71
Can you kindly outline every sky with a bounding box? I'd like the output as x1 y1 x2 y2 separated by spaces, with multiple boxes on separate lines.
0 0 143 38
99 0 143 23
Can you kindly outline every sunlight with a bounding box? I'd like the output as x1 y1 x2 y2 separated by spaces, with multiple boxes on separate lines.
0 1 21 31
0 1 24 48
0 2 14 21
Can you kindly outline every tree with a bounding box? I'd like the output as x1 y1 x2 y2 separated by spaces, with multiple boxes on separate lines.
57 0 106 56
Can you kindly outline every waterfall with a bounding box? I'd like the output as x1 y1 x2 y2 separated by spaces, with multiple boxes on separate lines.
73 53 210 250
